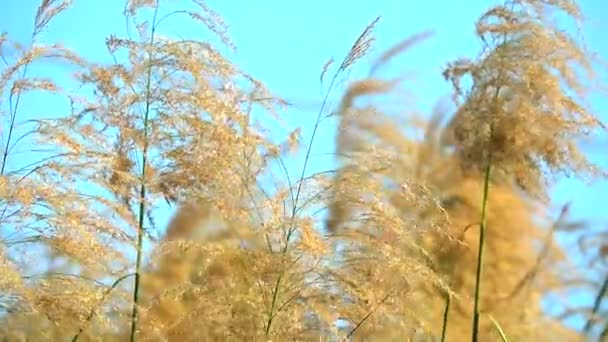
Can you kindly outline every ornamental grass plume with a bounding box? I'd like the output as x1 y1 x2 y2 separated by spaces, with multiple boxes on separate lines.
322 43 583 342
442 0 603 199
439 0 604 340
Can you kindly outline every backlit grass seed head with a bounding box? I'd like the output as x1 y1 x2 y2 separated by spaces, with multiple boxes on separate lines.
34 0 71 34
340 16 381 71
442 0 603 197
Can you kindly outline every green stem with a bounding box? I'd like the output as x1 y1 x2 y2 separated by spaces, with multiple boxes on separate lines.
129 7 159 342
72 273 135 342
583 272 608 334
441 291 451 342
264 71 339 337
472 153 492 342
470 34 504 338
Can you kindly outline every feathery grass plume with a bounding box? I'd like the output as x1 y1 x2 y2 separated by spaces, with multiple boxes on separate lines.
0 0 110 338
324 33 460 340
340 16 381 72
439 0 604 340
259 15 386 338
22 0 289 339
358 97 583 341
327 100 580 340
442 0 604 199
36 0 333 339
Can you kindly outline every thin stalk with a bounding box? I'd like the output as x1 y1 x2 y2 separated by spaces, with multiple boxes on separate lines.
471 155 492 342
441 291 451 342
264 72 339 336
1 28 38 176
488 315 510 342
0 62 31 224
72 273 135 342
346 289 395 338
129 6 159 342
264 18 379 336
1 64 28 176
583 272 608 334
471 35 504 339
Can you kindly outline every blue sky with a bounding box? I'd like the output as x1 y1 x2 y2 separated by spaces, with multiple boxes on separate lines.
2 0 608 334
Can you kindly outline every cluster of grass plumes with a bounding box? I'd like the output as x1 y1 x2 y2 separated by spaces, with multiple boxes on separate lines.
0 0 605 341
438 0 604 340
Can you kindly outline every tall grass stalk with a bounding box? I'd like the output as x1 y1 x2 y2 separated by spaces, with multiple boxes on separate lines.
264 18 379 336
264 68 339 337
471 23 505 339
471 151 492 342
129 6 159 342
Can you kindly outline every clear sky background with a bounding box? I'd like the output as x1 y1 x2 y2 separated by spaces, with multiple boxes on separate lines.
1 0 607 334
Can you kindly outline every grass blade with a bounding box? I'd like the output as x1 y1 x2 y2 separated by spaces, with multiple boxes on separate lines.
440 291 451 342
489 315 510 342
